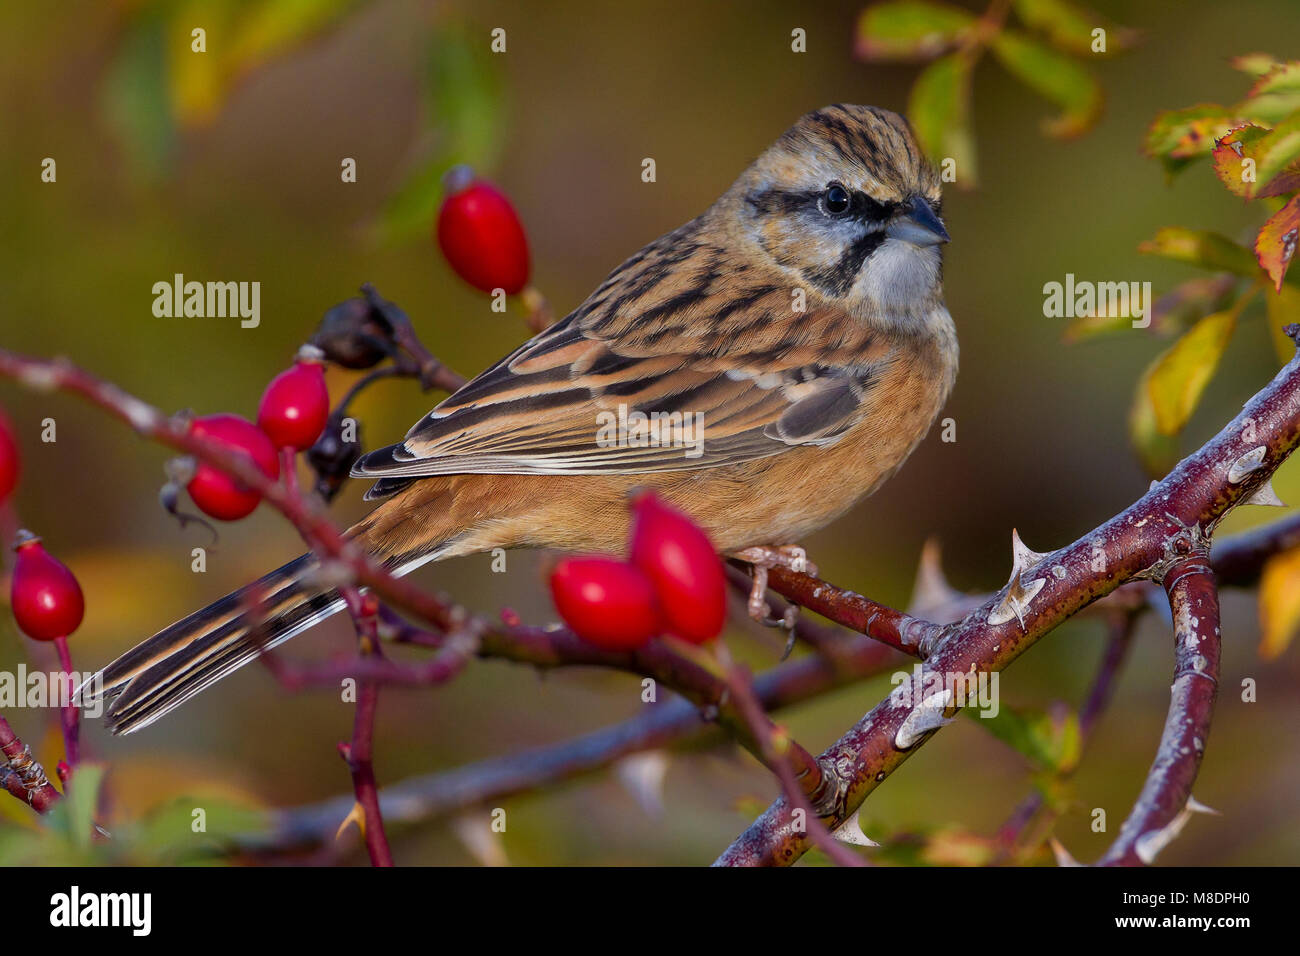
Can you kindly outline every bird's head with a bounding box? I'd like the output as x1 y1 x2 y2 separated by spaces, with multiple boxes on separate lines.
727 104 948 325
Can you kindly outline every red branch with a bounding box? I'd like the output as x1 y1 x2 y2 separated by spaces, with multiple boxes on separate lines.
0 716 60 812
1099 555 1221 865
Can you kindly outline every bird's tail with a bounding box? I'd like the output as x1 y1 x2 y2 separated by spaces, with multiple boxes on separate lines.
83 553 346 735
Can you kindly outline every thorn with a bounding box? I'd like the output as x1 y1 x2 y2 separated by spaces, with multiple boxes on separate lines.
894 687 955 749
988 530 1048 628
1049 837 1081 867
452 812 509 867
1227 446 1267 483
1148 479 1161 493
1134 794 1217 864
1243 479 1286 507
907 537 963 618
1010 528 1051 570
1186 795 1221 816
614 751 670 817
833 807 879 847
335 801 366 842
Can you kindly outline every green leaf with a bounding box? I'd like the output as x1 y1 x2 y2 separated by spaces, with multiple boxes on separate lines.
1243 62 1300 125
1142 306 1241 436
128 796 271 864
1012 0 1137 57
45 764 107 852
1230 52 1282 77
1138 227 1264 279
101 13 176 182
968 706 1081 773
907 53 976 186
1252 112 1300 198
991 29 1101 138
1144 104 1248 163
853 0 975 62
377 20 505 243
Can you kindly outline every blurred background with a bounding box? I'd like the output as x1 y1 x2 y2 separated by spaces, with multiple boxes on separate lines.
1 0 1298 865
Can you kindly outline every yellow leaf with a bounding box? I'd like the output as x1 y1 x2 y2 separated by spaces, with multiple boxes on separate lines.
1259 547 1300 659
1143 307 1239 435
1264 283 1300 364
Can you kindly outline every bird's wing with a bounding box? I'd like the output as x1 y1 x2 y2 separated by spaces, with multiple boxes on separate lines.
353 226 890 491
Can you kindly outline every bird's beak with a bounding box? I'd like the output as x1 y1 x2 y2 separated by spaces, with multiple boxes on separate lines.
886 196 950 246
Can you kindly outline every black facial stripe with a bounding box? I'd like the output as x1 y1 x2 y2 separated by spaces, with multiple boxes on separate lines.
854 191 896 223
802 230 887 298
748 185 900 226
745 187 820 216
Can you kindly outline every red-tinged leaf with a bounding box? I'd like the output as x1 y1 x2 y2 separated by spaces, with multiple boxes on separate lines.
1144 275 1240 337
1242 62 1300 124
991 29 1102 138
1142 305 1241 436
1211 125 1270 198
1255 195 1300 291
1251 113 1300 199
908 53 977 185
854 0 975 62
1144 105 1251 162
1012 0 1138 57
1211 124 1300 199
1229 52 1281 77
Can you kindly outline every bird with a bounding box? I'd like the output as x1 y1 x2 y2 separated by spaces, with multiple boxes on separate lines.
84 103 956 734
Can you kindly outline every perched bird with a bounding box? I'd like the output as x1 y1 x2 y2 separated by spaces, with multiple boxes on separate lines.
86 104 956 734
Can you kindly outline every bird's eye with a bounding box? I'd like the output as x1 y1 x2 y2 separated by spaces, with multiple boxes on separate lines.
822 183 851 217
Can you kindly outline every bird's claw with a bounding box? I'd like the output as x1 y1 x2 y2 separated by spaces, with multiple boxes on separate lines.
736 545 810 645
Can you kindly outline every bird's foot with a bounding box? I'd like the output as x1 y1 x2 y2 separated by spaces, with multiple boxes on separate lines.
734 546 817 646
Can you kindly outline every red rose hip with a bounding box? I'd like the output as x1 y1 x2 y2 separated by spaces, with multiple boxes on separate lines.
10 531 84 641
628 491 727 643
549 556 661 651
0 410 18 504
258 346 331 451
187 413 281 521
437 166 531 296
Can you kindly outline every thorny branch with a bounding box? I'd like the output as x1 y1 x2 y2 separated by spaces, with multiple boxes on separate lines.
0 716 60 812
1098 555 1221 865
715 329 1300 866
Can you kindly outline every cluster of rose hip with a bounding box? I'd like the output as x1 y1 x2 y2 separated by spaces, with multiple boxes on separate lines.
0 348 328 665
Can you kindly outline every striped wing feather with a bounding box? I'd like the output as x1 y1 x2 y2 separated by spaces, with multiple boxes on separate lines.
353 221 890 490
